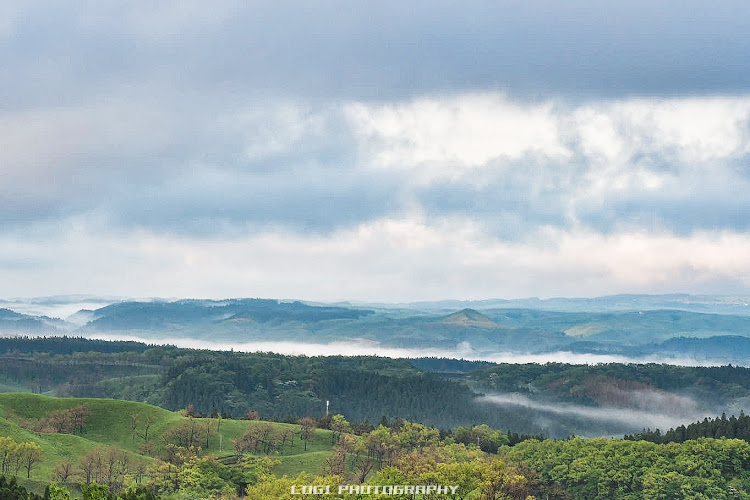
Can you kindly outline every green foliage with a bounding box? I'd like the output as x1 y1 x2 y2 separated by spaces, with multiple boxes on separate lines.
81 483 112 500
450 424 508 453
627 412 750 444
2 337 498 430
46 483 73 500
0 475 44 500
7 405 750 500
505 437 750 499
12 337 750 499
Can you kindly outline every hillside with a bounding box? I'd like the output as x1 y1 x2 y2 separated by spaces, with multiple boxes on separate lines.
440 308 503 329
0 393 335 492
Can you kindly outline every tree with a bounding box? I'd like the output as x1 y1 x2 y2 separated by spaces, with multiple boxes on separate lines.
330 414 352 445
80 447 105 484
102 446 129 493
18 442 43 478
202 420 215 449
0 436 18 474
118 485 158 500
47 483 73 500
232 428 260 460
53 459 74 482
278 426 297 454
322 448 346 476
81 483 111 500
130 413 140 442
184 404 198 417
299 417 316 451
0 475 44 500
142 415 154 442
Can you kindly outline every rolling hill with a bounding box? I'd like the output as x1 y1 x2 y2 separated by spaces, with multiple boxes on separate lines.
6 295 750 363
0 393 335 492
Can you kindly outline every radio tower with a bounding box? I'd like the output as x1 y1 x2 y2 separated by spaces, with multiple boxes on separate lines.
326 400 330 417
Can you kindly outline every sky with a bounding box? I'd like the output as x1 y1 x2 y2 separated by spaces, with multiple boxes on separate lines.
2 1 750 302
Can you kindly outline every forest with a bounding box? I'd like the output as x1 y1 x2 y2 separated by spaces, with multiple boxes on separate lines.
6 337 750 437
5 337 750 497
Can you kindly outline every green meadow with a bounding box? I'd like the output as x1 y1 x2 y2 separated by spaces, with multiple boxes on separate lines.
0 392 334 492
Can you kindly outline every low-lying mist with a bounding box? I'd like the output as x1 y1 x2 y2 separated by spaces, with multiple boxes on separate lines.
478 392 709 437
84 333 739 367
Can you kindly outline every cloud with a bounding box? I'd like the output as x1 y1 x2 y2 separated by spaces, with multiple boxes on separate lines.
3 2 750 299
4 92 741 242
343 94 750 238
345 94 570 179
3 212 750 301
4 1 750 107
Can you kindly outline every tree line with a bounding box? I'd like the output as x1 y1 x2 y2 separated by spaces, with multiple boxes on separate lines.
626 411 750 444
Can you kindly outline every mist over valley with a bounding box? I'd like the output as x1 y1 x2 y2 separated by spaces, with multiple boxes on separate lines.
3 293 750 438
4 293 750 365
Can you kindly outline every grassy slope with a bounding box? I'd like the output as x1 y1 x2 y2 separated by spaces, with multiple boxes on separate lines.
0 393 334 486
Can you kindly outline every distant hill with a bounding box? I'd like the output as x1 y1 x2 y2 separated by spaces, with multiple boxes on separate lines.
441 309 503 329
83 298 374 332
5 294 750 364
0 308 66 334
401 294 750 315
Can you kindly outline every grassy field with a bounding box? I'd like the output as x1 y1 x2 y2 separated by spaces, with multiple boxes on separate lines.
0 392 334 489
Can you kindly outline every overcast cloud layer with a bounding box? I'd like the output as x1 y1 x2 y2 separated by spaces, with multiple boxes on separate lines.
2 1 750 301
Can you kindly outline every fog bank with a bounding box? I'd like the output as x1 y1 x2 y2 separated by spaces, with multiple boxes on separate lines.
82 333 739 367
479 393 707 434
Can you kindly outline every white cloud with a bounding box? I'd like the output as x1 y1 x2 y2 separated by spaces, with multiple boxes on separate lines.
3 213 750 302
571 97 750 199
345 95 750 185
481 352 734 367
621 98 750 163
345 93 570 182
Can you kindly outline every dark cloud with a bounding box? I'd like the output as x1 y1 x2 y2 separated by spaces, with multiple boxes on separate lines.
0 94 408 234
416 160 574 240
576 177 750 235
2 1 749 108
101 165 407 236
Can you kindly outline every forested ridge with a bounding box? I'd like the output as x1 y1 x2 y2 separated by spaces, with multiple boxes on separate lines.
7 338 750 437
0 338 517 430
